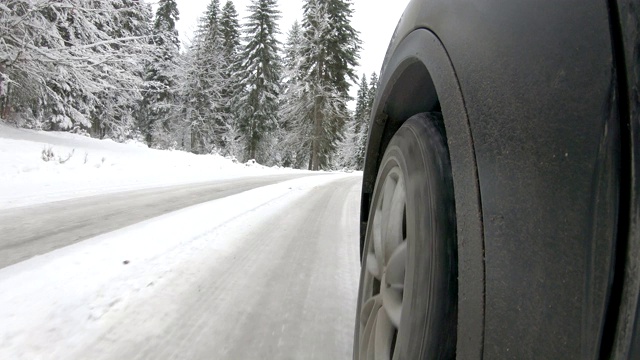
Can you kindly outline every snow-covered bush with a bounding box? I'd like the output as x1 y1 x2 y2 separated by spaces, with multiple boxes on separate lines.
41 147 55 162
40 146 75 164
57 149 75 164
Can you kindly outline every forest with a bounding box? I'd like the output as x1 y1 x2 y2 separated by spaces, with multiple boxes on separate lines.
0 0 378 170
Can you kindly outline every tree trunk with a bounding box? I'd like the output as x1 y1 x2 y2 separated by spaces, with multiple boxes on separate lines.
1 84 11 121
0 65 10 120
191 126 198 154
310 58 324 171
311 95 320 170
249 119 256 160
308 141 313 170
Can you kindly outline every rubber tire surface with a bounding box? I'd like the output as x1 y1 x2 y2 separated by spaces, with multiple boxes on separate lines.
355 113 458 359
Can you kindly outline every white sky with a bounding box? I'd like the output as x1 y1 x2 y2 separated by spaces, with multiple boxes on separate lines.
174 0 411 90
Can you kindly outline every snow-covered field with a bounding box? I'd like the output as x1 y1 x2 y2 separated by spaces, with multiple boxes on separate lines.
0 123 307 209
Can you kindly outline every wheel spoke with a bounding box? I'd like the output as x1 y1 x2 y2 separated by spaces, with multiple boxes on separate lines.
366 252 381 280
360 295 383 359
367 315 377 360
360 295 378 327
380 176 397 246
381 241 406 328
384 177 405 263
371 207 384 280
386 241 407 289
374 307 395 360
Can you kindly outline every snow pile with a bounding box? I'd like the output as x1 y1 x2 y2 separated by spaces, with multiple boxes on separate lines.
0 123 307 209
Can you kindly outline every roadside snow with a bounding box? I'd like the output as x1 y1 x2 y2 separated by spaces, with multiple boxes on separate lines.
0 173 355 359
0 123 307 209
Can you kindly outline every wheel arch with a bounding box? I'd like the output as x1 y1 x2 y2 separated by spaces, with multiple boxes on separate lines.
360 28 485 359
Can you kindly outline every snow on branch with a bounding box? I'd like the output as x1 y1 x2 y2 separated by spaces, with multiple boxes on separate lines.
0 0 155 133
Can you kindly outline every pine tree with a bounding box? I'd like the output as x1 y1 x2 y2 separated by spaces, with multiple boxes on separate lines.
368 72 378 111
169 50 192 149
200 0 226 151
354 74 369 133
353 73 369 169
139 0 180 147
220 1 241 59
279 21 312 168
333 110 357 169
1 0 153 136
219 0 244 158
183 0 227 154
301 0 360 170
237 0 282 162
93 0 153 141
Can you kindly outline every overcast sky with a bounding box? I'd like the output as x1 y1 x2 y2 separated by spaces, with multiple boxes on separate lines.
174 0 411 90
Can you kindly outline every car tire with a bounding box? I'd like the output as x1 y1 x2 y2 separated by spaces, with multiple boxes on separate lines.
354 112 458 359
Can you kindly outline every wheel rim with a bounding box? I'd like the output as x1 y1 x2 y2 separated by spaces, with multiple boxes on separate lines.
359 165 407 359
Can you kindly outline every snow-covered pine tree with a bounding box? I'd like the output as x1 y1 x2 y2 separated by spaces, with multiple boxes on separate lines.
38 2 97 131
333 111 357 169
354 74 369 135
219 0 244 159
333 73 372 170
352 73 369 169
368 72 378 112
279 21 313 168
184 0 228 154
1 0 153 135
92 0 153 141
220 1 241 61
168 50 191 149
301 0 360 170
180 48 209 153
172 42 206 151
139 0 180 148
237 0 282 163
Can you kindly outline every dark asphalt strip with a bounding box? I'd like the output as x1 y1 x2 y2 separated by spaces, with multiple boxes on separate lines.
0 173 316 269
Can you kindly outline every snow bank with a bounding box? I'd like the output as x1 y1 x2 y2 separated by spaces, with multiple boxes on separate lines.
0 123 307 209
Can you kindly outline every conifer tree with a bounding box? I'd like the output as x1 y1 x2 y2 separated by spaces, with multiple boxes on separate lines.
354 74 369 133
220 1 241 59
140 0 180 147
301 0 360 170
237 0 282 162
353 73 369 169
1 0 153 136
279 21 312 168
93 0 152 141
368 72 378 110
219 0 244 158
184 0 227 153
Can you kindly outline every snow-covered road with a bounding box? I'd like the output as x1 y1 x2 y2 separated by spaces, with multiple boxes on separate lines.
0 174 362 359
0 174 315 268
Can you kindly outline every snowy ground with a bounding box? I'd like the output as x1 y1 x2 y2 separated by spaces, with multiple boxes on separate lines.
0 123 362 359
0 123 307 209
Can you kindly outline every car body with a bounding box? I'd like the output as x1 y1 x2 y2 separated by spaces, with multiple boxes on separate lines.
356 0 639 358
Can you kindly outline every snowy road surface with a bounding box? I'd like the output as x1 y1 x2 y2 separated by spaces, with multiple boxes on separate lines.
0 174 314 269
0 174 362 359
